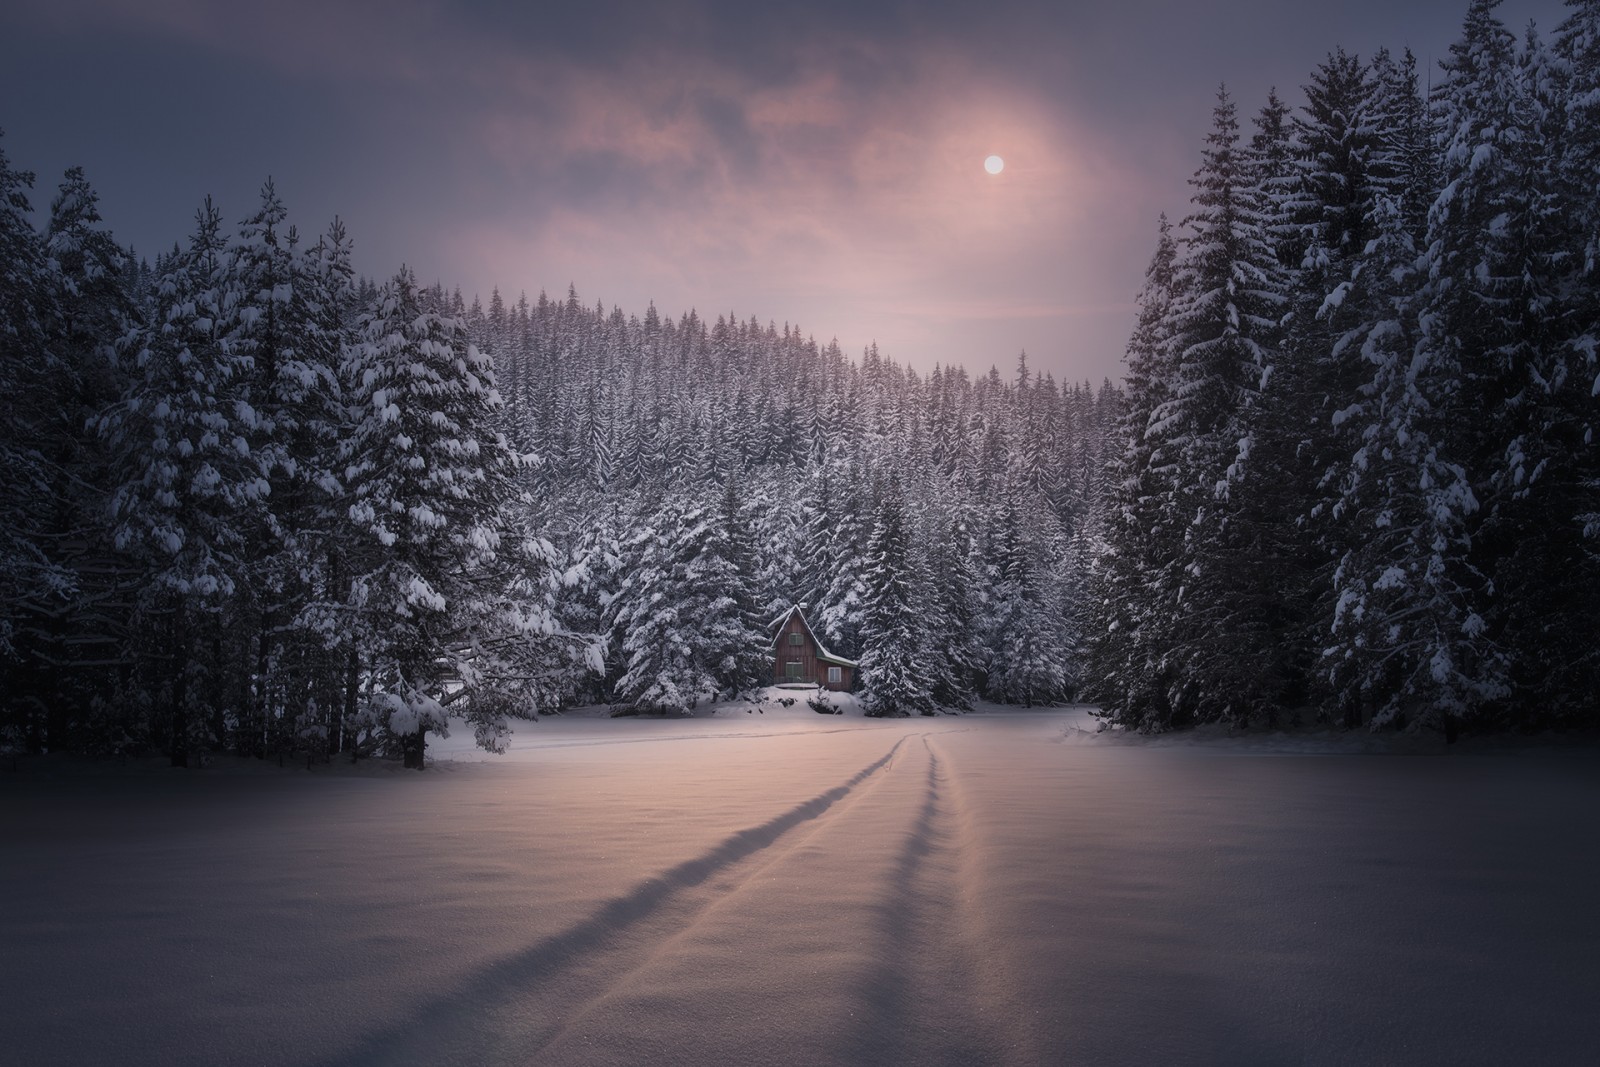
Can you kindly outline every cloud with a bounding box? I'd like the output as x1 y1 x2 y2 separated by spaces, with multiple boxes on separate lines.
441 38 1153 364
6 0 1174 378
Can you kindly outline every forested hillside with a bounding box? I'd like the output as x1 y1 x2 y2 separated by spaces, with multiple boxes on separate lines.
0 140 1113 765
1084 0 1600 736
475 289 1114 716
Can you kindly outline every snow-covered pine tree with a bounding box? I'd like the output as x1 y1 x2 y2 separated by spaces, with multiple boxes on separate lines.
1248 60 1385 726
609 484 767 715
105 197 265 765
1146 86 1289 728
1460 21 1596 718
290 216 362 753
704 480 770 697
751 472 803 622
1084 216 1182 728
1306 50 1444 729
818 464 871 657
1556 2 1600 694
447 472 602 747
0 138 67 754
1409 0 1546 726
1368 48 1437 242
1322 190 1498 732
29 166 137 751
794 463 837 613
981 491 1069 707
857 481 931 716
342 267 519 766
921 511 981 709
1561 1 1600 320
1219 86 1320 727
226 180 334 755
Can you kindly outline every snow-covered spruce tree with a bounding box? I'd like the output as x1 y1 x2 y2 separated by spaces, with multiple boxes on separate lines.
1280 48 1385 515
1321 192 1500 733
342 267 521 767
981 491 1069 707
857 481 932 716
0 137 68 755
291 217 363 754
479 499 606 721
606 493 679 712
0 164 138 753
793 463 838 614
707 479 772 696
608 485 766 715
445 474 602 745
226 180 348 755
1084 216 1183 727
921 512 981 709
1409 0 1556 726
1478 15 1600 722
1306 51 1445 730
1245 59 1390 726
1144 86 1289 729
1057 498 1100 701
1562 1 1600 329
45 167 129 416
1557 1 1600 690
31 166 139 751
1214 86 1327 727
751 470 804 620
1368 48 1437 242
817 463 871 657
551 505 624 706
104 198 266 766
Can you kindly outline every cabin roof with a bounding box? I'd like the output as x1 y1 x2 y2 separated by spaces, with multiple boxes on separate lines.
769 605 859 669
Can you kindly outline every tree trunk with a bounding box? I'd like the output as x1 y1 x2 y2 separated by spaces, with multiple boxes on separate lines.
254 611 274 759
210 630 227 749
401 725 427 770
170 638 189 769
342 646 360 762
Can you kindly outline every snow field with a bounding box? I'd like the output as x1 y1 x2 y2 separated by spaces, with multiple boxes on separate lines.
4 711 1599 1065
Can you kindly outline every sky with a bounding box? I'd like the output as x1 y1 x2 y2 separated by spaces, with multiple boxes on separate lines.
0 0 1569 384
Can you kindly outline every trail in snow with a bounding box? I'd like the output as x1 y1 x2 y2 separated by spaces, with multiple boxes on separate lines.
3 710 1599 1066
322 736 913 1066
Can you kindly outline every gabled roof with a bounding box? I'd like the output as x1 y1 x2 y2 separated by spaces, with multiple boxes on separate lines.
769 604 859 668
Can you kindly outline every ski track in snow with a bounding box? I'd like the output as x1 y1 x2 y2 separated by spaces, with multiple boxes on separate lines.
324 734 916 1065
5 710 1600 1066
321 728 1020 1066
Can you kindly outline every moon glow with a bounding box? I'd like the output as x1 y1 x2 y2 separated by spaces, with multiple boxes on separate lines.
984 155 1005 175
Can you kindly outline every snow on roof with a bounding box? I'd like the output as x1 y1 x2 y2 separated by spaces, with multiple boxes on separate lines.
769 604 859 668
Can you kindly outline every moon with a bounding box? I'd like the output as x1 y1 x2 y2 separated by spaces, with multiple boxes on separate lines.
984 155 1005 175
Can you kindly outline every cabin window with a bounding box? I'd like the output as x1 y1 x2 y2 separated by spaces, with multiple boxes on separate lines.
788 633 804 646
785 662 803 680
827 666 841 684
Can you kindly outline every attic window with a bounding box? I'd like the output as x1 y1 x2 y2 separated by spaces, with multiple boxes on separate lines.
788 633 804 646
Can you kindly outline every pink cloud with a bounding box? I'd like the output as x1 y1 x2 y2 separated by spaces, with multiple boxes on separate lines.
12 0 1158 378
445 44 1153 374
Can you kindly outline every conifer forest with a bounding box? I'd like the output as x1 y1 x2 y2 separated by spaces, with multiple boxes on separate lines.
3 0 1598 769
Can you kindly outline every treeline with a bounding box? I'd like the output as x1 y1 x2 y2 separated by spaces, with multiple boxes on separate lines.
1084 0 1600 735
0 159 595 765
0 126 1118 764
472 290 1116 717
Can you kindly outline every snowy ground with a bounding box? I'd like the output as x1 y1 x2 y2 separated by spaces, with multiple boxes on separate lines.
4 707 1599 1066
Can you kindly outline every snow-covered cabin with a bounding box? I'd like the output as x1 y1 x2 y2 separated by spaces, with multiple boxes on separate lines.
770 605 857 692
